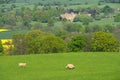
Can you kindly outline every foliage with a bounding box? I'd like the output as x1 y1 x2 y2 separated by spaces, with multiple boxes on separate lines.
102 5 114 14
25 30 66 54
104 24 115 32
92 25 103 32
0 0 120 54
47 18 55 27
36 35 66 53
87 6 101 18
0 40 3 53
54 29 68 39
12 34 27 55
38 8 63 23
0 0 119 35
25 30 45 54
0 0 12 4
67 34 87 52
63 22 82 32
114 13 120 22
74 14 93 25
91 31 119 52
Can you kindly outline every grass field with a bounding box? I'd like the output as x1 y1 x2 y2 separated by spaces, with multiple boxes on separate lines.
15 0 99 4
0 30 28 39
90 18 120 26
0 52 120 80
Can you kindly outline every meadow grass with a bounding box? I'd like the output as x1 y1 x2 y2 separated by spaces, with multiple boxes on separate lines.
0 52 120 80
90 18 119 26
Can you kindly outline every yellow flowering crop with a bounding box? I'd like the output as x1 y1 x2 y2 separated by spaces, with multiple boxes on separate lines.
1 39 14 53
0 29 9 32
3 45 14 50
1 39 13 45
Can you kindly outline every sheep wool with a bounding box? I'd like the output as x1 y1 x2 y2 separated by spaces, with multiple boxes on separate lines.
18 63 26 67
66 64 75 69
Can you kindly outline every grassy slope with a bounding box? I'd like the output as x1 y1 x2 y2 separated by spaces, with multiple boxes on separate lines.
0 52 120 80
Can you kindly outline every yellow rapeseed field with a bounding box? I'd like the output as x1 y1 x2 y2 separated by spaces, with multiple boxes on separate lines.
1 39 13 45
1 39 13 52
0 29 9 32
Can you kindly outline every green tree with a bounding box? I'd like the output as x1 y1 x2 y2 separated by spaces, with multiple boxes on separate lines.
87 6 100 18
21 8 32 29
47 18 54 27
63 22 82 32
104 24 115 32
114 13 120 22
32 9 42 21
67 34 87 52
74 14 93 25
37 35 66 53
25 30 66 54
7 11 17 26
32 22 42 30
0 0 11 4
91 31 119 52
12 34 27 55
0 40 3 53
92 25 103 32
25 30 45 54
102 5 113 15
85 26 93 33
54 29 68 39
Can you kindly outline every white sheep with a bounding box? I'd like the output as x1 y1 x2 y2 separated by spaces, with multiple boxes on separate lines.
18 63 26 67
66 64 75 69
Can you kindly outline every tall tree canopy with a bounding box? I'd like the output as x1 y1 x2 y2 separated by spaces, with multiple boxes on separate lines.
91 31 119 52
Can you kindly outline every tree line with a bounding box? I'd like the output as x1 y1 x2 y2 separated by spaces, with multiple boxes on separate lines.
0 30 119 55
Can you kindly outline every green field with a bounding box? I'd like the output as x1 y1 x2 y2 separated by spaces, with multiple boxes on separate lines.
0 30 29 39
15 0 99 4
7 0 120 9
0 52 120 80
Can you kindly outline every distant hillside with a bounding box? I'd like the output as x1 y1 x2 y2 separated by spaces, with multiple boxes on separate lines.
14 0 100 5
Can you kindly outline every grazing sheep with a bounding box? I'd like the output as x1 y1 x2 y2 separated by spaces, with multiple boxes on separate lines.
66 64 75 69
18 63 26 67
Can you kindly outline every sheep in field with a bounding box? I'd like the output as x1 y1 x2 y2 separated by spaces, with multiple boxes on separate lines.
18 63 26 67
66 64 75 69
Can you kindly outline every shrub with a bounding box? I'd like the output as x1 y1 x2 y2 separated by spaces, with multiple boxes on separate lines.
91 31 119 52
114 13 120 22
37 35 66 53
67 34 87 52
26 30 66 54
0 40 3 54
12 34 26 55
25 30 46 54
